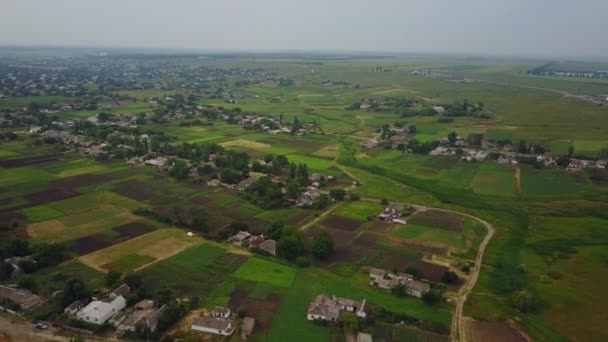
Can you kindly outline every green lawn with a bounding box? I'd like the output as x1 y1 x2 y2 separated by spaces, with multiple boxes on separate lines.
233 257 296 287
334 201 383 222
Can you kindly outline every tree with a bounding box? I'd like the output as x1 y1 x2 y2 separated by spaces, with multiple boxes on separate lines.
512 290 537 313
105 270 122 287
17 275 38 293
568 145 575 158
329 189 346 201
448 131 458 145
277 232 307 261
441 271 459 284
62 279 90 306
422 290 441 305
268 221 284 240
391 284 406 297
220 168 240 184
311 232 334 260
124 273 143 289
0 260 13 281
339 312 359 332
405 266 421 279
156 288 173 305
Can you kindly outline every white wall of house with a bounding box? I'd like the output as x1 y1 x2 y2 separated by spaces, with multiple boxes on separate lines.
191 323 233 336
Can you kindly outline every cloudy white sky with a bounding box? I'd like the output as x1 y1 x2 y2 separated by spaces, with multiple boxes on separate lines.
1 0 607 58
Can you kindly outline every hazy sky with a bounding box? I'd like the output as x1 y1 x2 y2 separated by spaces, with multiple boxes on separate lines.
2 0 608 58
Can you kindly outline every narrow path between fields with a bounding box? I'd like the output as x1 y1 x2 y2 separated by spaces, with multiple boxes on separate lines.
298 203 341 232
514 166 521 197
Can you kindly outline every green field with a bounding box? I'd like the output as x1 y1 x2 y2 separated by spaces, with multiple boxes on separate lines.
334 201 383 221
469 162 515 197
233 257 296 287
21 205 64 222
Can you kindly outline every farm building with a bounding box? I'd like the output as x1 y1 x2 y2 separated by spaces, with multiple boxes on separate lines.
211 306 231 318
357 332 374 342
297 187 322 207
378 202 404 222
229 231 252 246
118 300 165 333
64 299 85 315
240 317 255 340
369 268 429 298
76 295 126 325
258 239 277 256
306 294 367 322
0 285 43 311
191 316 235 336
110 283 130 299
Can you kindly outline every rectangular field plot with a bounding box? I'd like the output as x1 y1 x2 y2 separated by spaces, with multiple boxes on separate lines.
21 205 64 222
334 201 383 222
79 228 201 272
286 154 334 170
138 244 246 296
393 224 461 247
469 162 515 197
520 166 587 198
233 257 296 287
27 204 140 243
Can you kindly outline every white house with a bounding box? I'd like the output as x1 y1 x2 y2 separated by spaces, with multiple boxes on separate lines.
307 294 367 322
191 316 235 336
76 295 126 325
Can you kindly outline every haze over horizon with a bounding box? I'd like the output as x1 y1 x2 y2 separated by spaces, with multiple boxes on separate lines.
2 0 608 59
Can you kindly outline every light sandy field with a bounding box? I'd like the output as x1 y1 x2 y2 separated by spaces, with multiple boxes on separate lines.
220 139 271 149
79 228 204 272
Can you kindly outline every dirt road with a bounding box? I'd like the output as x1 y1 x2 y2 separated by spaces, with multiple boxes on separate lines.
410 206 496 342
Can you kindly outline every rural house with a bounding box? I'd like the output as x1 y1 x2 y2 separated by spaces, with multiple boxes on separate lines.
191 316 235 336
240 316 255 340
64 299 85 315
110 284 130 299
297 187 322 207
369 268 430 298
229 231 252 246
118 300 166 333
306 294 367 322
258 239 277 256
357 332 374 342
211 306 231 318
0 285 43 311
76 295 126 325
378 202 404 222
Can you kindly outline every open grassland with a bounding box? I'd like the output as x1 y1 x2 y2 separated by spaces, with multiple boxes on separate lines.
393 224 461 248
79 228 203 272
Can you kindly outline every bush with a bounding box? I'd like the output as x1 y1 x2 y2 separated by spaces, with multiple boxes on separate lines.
295 256 310 267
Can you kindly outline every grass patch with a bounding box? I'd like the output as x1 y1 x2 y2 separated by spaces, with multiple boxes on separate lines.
249 282 275 300
101 254 156 273
287 154 334 170
334 201 383 221
233 257 296 288
469 162 515 197
21 205 64 222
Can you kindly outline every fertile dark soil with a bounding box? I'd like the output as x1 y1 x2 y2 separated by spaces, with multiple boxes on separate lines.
286 211 312 226
305 227 357 247
322 215 362 231
113 180 157 202
385 237 448 255
411 211 464 232
0 153 63 168
112 221 156 238
70 234 115 256
228 283 281 334
51 174 109 188
352 232 379 246
466 321 527 342
25 187 81 206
